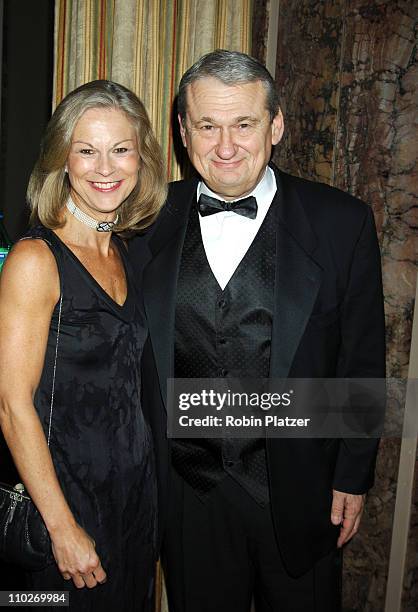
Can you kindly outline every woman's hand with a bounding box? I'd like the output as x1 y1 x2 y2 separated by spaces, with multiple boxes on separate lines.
50 522 107 589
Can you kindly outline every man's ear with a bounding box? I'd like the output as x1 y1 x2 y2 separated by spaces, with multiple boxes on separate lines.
271 109 284 146
178 114 187 148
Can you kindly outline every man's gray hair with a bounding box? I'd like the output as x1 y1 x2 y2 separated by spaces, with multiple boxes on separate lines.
177 49 280 122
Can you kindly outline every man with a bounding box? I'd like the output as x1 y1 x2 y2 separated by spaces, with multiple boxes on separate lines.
132 50 385 611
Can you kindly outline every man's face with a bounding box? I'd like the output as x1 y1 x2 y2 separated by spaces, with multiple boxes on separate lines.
179 77 284 200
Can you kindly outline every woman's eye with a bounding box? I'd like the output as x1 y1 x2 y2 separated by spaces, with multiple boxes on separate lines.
80 149 94 155
114 147 128 153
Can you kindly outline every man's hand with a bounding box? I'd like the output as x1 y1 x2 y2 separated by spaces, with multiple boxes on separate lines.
331 489 365 548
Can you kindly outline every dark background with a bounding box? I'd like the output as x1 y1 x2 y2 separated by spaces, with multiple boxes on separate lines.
0 0 54 241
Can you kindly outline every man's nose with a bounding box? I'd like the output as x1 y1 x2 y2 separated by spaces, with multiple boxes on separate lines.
95 153 114 176
215 128 237 159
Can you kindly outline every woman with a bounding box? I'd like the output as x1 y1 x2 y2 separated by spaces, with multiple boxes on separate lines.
0 80 166 610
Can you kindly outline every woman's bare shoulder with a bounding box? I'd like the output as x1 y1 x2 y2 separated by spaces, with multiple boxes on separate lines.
0 238 60 305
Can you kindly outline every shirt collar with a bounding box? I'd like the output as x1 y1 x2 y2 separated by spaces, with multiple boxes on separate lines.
197 166 276 211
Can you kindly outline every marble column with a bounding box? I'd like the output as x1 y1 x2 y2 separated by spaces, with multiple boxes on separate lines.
252 1 417 610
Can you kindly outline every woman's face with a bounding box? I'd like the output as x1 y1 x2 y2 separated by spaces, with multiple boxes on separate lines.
66 107 140 219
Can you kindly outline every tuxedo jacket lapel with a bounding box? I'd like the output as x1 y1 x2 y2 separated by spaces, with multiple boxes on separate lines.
269 168 322 378
143 179 198 406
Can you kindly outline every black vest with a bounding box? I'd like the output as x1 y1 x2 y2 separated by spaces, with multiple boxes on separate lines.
172 198 277 505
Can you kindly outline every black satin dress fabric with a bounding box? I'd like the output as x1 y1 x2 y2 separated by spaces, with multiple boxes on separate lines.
24 226 157 611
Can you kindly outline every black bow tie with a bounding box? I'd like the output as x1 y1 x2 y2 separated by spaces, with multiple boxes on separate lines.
197 193 258 219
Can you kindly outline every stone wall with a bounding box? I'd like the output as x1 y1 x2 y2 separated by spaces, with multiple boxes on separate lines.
252 1 417 610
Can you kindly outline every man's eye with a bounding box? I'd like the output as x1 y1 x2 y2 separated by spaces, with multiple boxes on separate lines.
201 125 214 131
238 123 250 129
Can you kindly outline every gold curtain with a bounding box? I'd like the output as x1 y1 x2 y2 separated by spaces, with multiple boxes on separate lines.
54 0 253 181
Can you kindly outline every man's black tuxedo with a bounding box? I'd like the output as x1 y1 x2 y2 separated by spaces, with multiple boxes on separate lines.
130 164 385 578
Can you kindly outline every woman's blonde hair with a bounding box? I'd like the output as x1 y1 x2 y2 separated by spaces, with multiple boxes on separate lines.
27 80 167 233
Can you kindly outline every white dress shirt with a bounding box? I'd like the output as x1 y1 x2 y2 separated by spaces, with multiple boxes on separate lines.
197 166 277 290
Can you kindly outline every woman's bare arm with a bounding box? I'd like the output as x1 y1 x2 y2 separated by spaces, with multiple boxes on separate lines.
0 239 106 588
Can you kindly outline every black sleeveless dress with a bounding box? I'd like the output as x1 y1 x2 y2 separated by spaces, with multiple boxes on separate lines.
24 226 157 611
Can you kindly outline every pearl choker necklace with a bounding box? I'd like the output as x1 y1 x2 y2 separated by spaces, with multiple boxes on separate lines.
66 198 119 232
